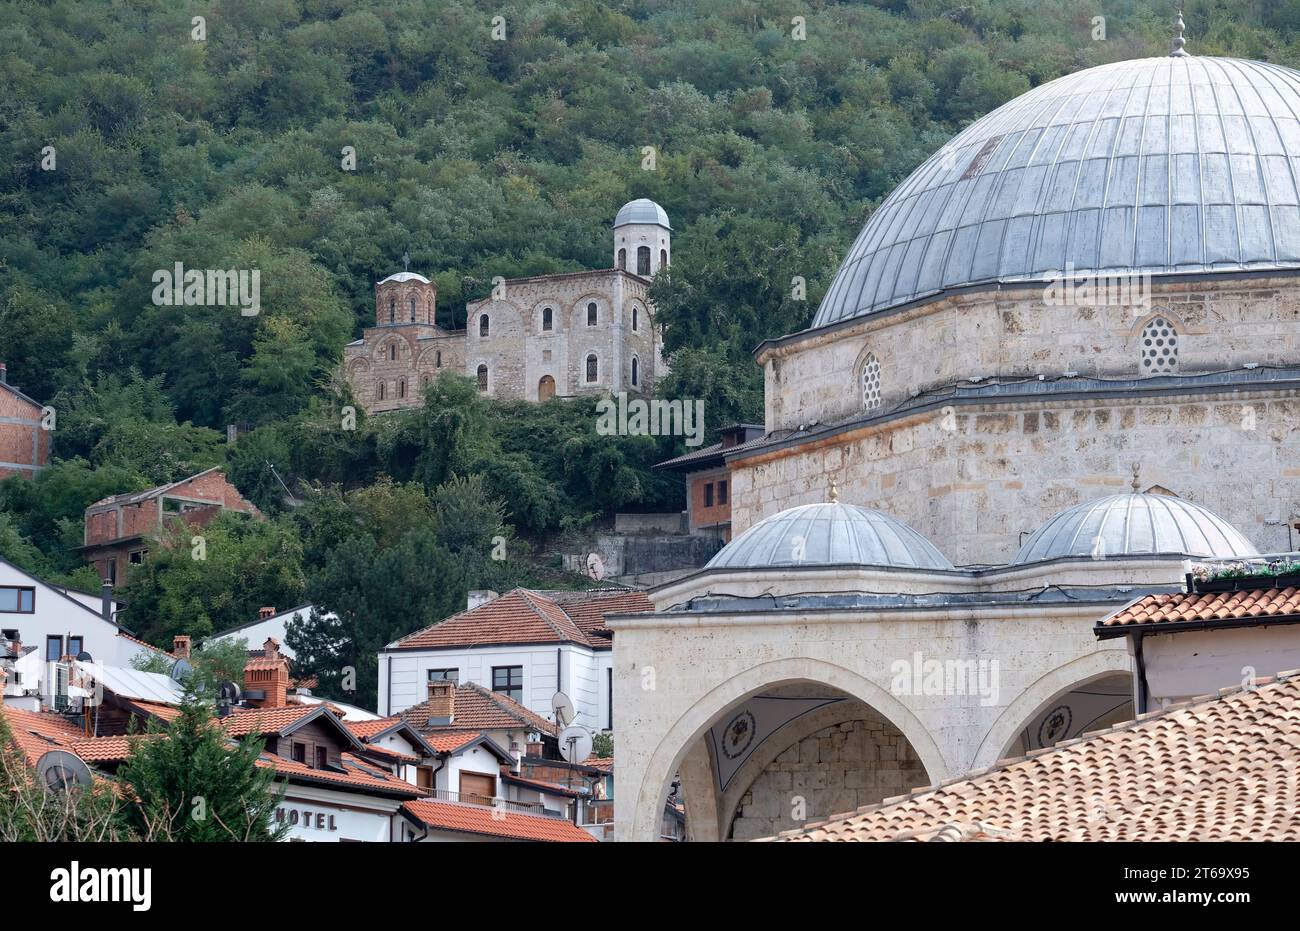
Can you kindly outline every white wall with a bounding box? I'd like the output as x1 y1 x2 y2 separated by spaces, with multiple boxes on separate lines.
276 783 401 842
1144 625 1300 706
206 606 322 659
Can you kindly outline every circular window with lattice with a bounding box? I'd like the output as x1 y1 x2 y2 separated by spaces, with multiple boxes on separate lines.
1140 317 1178 374
861 354 882 410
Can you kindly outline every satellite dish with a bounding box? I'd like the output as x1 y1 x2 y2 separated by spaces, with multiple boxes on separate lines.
551 691 575 728
169 658 194 682
75 651 93 662
36 750 93 792
584 552 606 581
558 725 593 764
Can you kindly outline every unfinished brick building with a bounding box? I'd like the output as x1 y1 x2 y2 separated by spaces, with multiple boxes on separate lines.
0 362 49 481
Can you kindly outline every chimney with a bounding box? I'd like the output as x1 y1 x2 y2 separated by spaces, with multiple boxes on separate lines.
100 582 114 623
525 739 544 758
425 679 455 720
258 606 276 620
509 739 522 774
243 637 288 708
172 635 191 660
467 590 498 611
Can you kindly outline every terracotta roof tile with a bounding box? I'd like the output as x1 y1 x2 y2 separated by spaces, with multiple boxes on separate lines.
257 752 423 798
770 673 1300 842
1101 586 1300 633
220 704 317 736
0 706 87 764
422 730 484 753
582 755 614 772
343 717 403 740
401 798 596 842
390 588 652 650
402 683 558 737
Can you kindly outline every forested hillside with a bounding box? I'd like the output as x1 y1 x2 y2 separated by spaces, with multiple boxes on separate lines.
4 0 1299 703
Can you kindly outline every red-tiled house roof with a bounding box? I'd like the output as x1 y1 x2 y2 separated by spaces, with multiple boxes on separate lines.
770 671 1300 842
401 682 558 737
1098 586 1300 637
401 798 596 842
388 588 652 651
258 751 423 799
0 705 87 764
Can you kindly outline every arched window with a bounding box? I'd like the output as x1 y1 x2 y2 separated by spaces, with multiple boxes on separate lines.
389 344 397 362
860 353 882 411
477 365 488 392
377 380 385 401
1140 316 1178 374
435 350 442 368
421 374 431 390
479 314 489 338
660 248 667 269
543 307 553 332
632 306 639 331
388 296 395 324
586 354 598 383
618 248 626 271
637 246 651 276
631 356 639 387
399 378 406 399
587 302 598 326
409 296 417 322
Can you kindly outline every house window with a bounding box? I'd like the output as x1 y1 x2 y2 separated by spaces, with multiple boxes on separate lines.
416 766 434 789
68 636 84 658
409 295 417 322
861 353 882 410
292 742 307 764
45 635 63 662
637 246 650 275
129 549 146 566
459 771 496 805
704 482 714 508
632 306 638 331
618 247 626 270
1140 316 1178 374
587 302 598 326
718 479 728 505
492 665 523 702
479 314 489 337
631 356 639 387
427 668 459 684
315 746 328 769
0 586 35 613
477 364 488 392
542 307 553 331
585 354 598 383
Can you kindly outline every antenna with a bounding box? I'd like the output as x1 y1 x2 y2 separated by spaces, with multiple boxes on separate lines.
551 691 576 729
36 750 93 792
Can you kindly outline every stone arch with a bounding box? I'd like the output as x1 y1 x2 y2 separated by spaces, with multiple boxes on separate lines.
571 293 608 329
970 648 1132 772
373 335 408 364
626 657 949 842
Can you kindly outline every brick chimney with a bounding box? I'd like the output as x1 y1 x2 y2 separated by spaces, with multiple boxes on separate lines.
425 680 455 719
172 635 191 660
243 637 289 708
258 606 276 620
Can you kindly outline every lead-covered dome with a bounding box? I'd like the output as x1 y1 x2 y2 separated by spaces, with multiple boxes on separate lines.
614 198 671 229
814 55 1300 328
707 501 953 571
1012 493 1258 565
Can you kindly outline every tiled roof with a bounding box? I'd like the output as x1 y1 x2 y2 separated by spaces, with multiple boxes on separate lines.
220 705 317 737
258 751 423 798
389 588 651 651
402 682 558 737
344 717 403 740
582 755 614 772
1099 586 1300 635
0 705 87 764
128 700 181 722
401 799 596 842
422 730 484 753
770 671 1300 842
68 735 143 762
354 742 418 763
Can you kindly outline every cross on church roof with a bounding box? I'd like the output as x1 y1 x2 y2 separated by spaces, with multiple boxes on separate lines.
402 251 411 272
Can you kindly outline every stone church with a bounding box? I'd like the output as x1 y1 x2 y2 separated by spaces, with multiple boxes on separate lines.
609 26 1300 841
345 199 668 412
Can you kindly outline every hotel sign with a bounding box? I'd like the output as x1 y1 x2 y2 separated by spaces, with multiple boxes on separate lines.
276 806 338 832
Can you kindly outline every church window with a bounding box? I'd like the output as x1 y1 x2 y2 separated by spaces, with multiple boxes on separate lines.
543 307 553 331
587 303 598 326
586 354 598 383
861 353 882 411
421 374 431 389
409 296 417 322
435 351 442 368
632 306 639 331
389 344 397 361
477 364 488 392
377 381 385 401
637 246 650 276
388 296 395 324
631 356 639 387
480 314 489 337
399 378 406 399
660 248 667 269
1140 316 1178 374
618 248 626 271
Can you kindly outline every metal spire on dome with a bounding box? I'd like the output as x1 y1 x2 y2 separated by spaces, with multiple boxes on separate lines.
828 480 840 503
1170 3 1190 57
1130 462 1142 493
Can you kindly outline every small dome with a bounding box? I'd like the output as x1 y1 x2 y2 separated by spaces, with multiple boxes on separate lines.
378 271 430 285
614 198 671 230
707 502 953 571
1012 493 1258 564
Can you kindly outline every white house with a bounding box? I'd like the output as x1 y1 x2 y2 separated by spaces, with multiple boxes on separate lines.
206 603 334 660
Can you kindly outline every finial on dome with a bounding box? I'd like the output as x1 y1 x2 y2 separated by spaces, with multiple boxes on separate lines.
1130 462 1142 493
1170 3 1190 57
828 480 840 503
402 250 411 272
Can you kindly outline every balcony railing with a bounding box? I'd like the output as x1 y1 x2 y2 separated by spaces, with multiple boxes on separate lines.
425 788 562 818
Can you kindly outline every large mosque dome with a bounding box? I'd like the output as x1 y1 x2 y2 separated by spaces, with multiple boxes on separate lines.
706 500 954 571
814 55 1300 328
